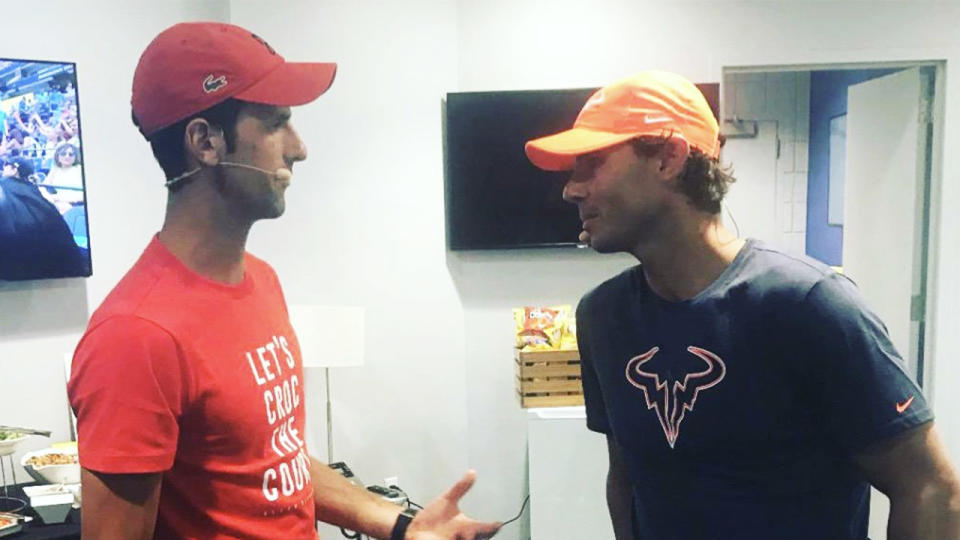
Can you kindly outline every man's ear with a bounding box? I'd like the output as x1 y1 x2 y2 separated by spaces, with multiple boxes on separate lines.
183 119 226 169
658 137 690 180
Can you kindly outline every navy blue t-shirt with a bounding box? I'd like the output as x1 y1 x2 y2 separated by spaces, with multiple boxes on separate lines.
577 239 932 540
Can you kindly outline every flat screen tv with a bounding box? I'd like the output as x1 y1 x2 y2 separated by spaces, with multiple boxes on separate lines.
443 84 719 251
0 58 90 280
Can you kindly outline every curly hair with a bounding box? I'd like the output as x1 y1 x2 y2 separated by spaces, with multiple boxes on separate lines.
631 136 735 215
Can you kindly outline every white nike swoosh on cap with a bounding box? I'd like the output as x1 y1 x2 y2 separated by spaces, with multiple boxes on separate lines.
643 115 672 124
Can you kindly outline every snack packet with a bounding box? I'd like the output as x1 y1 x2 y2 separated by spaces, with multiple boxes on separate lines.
514 305 572 351
560 316 578 351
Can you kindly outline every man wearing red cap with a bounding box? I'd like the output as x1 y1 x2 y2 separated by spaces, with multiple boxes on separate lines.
67 22 500 540
526 71 960 539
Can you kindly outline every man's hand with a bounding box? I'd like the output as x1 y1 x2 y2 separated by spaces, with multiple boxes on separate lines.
406 470 502 540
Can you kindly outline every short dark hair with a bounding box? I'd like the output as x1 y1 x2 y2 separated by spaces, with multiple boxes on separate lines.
631 136 735 215
131 98 245 190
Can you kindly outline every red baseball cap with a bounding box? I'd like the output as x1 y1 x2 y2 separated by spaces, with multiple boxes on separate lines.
132 22 337 137
525 71 720 171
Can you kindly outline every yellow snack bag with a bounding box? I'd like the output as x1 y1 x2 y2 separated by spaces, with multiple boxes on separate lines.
560 316 578 351
514 305 571 350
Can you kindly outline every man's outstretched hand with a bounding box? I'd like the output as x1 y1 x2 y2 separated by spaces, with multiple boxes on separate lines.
406 470 503 540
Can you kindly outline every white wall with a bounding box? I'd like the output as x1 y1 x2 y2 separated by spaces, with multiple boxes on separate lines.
723 70 811 256
2 3 960 540
0 0 230 481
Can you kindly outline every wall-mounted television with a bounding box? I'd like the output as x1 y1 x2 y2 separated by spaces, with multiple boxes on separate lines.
443 84 719 251
0 58 90 281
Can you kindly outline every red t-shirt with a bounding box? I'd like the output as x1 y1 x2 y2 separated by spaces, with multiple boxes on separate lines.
68 236 316 539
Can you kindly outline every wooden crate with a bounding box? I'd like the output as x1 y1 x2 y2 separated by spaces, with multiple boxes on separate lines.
514 349 584 408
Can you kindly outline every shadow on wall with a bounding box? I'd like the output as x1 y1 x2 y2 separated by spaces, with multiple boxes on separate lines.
0 278 90 338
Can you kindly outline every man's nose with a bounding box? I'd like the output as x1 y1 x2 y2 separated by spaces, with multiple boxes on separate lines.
288 126 307 163
562 178 586 203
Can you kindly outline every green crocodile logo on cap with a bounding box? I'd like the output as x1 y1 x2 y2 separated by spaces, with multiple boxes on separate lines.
202 74 228 94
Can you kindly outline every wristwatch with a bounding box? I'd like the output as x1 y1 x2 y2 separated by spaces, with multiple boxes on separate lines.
389 508 418 540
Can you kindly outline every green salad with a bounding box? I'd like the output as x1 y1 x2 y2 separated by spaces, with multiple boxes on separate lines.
0 430 20 441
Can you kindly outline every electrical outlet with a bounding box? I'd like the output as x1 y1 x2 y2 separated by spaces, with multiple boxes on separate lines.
384 476 399 488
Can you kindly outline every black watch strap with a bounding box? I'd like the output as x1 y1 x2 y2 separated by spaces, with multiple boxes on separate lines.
389 509 417 540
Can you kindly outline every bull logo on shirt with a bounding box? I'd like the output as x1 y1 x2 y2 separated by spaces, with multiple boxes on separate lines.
625 346 726 449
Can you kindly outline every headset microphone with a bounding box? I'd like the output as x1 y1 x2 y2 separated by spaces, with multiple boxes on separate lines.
220 161 292 182
165 162 293 188
578 230 591 245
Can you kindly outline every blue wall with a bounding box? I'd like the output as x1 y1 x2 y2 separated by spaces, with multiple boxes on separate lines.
806 68 900 266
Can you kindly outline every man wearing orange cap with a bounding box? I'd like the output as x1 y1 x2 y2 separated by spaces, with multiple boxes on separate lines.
67 22 501 540
526 71 960 539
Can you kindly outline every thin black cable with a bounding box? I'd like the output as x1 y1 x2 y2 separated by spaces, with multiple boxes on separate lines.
500 495 529 527
390 484 424 511
389 485 529 528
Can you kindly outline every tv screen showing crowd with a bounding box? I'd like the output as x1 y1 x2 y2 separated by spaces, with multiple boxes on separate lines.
0 58 90 281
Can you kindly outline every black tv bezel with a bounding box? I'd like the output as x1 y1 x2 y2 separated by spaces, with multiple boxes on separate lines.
442 87 597 252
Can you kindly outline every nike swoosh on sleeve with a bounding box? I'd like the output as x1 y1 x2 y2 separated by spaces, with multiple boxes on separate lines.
895 395 915 414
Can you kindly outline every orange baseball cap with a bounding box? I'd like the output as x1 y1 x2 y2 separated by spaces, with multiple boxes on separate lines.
132 22 337 137
525 71 720 171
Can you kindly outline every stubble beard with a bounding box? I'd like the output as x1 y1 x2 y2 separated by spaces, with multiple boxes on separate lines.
214 167 286 222
594 206 663 256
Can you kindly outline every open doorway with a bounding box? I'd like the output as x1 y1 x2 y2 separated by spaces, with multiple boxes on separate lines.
720 61 943 540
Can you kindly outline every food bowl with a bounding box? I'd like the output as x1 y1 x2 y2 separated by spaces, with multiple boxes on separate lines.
23 485 74 524
0 432 28 457
20 448 80 485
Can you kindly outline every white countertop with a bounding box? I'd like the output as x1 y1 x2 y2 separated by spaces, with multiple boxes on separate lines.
526 406 586 419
